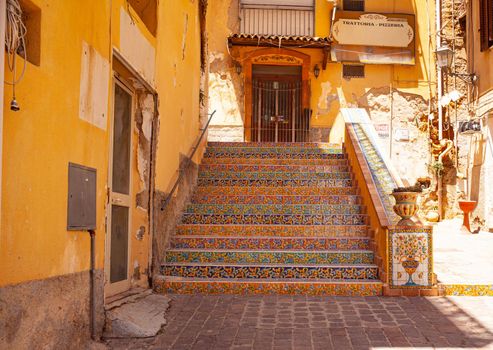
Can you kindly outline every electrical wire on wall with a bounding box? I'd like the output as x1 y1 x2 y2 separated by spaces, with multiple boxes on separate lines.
5 0 27 111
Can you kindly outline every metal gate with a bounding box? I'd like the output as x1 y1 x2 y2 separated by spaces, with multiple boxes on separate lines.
252 79 309 142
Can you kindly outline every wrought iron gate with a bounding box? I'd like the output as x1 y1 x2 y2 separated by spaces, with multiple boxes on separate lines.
252 79 309 142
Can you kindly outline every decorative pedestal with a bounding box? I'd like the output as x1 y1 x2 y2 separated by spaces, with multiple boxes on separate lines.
387 226 434 295
458 200 477 233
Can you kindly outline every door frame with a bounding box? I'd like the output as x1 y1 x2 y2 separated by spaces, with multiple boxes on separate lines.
243 48 311 141
105 75 135 297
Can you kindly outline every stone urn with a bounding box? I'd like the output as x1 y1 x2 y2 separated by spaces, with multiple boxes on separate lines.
391 191 420 226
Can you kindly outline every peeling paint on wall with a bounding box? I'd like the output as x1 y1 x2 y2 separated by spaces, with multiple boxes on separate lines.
316 81 338 117
79 41 110 130
182 14 189 60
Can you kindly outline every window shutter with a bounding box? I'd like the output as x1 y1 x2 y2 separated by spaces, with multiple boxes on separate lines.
489 0 493 43
480 0 490 51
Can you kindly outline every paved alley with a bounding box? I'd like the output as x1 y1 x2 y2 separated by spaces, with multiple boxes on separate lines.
105 295 493 350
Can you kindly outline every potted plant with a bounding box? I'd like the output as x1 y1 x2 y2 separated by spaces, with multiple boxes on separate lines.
391 182 423 226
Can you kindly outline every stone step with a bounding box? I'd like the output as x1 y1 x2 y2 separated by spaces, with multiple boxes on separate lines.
198 171 352 180
154 277 383 296
164 249 374 265
190 194 362 205
207 142 341 149
161 263 379 280
175 224 369 237
170 236 371 250
204 151 345 159
197 178 353 187
180 213 368 225
194 186 358 196
201 158 348 165
185 204 365 215
205 147 343 155
199 164 350 173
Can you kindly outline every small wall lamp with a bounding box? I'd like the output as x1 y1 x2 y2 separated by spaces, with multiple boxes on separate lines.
313 64 321 79
435 45 478 83
235 62 242 75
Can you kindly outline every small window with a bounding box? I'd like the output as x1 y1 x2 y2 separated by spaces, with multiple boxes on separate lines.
479 0 493 51
127 0 157 36
343 0 365 11
343 65 365 79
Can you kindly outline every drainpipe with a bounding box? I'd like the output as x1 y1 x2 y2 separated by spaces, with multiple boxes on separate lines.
328 0 338 40
0 0 6 232
438 140 454 218
436 0 443 140
89 229 97 340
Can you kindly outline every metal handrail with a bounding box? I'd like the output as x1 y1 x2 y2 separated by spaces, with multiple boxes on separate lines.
160 110 216 210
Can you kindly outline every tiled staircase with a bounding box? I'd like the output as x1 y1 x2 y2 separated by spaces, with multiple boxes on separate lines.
158 142 383 296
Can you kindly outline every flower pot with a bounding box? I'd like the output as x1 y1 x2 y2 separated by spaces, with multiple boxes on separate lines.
458 200 477 233
391 192 420 226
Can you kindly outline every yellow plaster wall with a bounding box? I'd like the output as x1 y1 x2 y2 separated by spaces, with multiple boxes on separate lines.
1 0 202 288
208 0 435 139
154 0 202 192
1 0 112 286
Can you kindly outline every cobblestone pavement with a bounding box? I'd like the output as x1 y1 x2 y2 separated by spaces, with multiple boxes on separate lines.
106 295 493 350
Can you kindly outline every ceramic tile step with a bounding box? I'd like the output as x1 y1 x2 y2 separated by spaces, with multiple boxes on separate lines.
204 147 344 156
207 142 341 149
161 263 379 280
194 186 359 196
190 194 362 205
201 158 348 166
180 213 368 225
197 178 353 187
154 277 383 296
203 151 346 159
175 224 369 237
171 236 371 250
199 164 350 173
164 250 375 265
198 171 352 180
184 204 365 215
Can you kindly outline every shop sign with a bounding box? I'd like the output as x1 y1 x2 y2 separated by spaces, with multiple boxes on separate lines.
333 14 414 48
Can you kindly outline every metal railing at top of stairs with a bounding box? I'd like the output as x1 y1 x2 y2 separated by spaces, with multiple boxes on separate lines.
160 110 216 211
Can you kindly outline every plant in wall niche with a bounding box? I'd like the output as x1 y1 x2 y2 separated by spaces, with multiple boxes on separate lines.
391 182 422 226
393 234 428 286
429 161 444 176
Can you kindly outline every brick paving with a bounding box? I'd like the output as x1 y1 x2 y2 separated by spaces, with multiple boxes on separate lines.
105 295 493 350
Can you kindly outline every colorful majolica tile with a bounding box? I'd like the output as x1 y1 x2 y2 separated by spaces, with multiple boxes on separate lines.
155 279 383 296
185 204 364 215
440 284 493 296
171 237 371 250
388 227 433 288
191 194 361 205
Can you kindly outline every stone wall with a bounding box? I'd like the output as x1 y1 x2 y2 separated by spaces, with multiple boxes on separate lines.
0 270 104 349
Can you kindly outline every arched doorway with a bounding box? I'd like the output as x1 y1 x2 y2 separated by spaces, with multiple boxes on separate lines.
243 48 311 142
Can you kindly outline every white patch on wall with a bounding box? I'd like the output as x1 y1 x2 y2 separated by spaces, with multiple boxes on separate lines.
317 81 337 116
120 8 156 87
79 41 110 130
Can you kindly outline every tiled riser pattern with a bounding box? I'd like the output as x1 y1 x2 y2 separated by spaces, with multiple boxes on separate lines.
162 265 378 280
199 171 352 180
156 280 383 296
171 237 371 250
175 225 369 237
180 214 368 225
191 195 361 205
165 250 374 264
200 164 350 172
195 187 358 196
185 204 365 215
159 143 381 296
197 179 353 187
